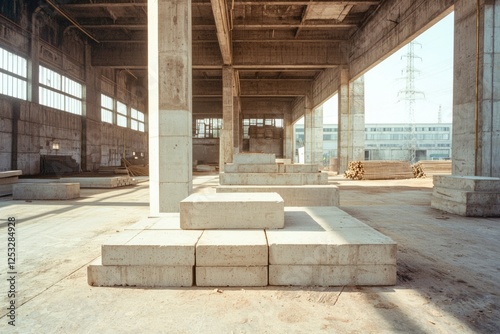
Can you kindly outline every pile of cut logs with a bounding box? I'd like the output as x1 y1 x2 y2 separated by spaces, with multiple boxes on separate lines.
418 160 452 175
344 160 414 180
412 162 426 178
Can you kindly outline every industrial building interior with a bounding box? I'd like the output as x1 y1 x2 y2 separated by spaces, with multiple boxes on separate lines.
0 0 499 332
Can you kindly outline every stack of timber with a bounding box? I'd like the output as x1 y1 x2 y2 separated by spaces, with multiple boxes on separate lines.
412 162 426 178
122 158 149 176
344 161 414 180
418 160 452 175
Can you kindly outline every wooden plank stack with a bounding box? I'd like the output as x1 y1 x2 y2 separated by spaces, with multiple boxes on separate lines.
418 160 452 175
344 160 414 180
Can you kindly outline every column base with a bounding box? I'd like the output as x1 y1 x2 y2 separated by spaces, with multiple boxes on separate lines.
431 175 500 217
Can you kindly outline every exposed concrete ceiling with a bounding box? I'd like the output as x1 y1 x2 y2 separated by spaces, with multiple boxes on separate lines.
51 0 382 103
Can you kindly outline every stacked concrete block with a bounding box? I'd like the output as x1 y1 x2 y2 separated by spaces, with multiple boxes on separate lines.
180 192 284 229
431 175 500 217
13 183 80 200
216 185 339 207
222 153 328 186
195 230 268 286
88 229 202 287
267 207 397 286
61 176 138 188
0 170 22 196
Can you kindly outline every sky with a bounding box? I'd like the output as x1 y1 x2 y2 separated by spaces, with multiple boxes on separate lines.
322 12 454 125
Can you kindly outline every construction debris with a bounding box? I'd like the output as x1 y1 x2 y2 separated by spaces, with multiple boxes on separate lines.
122 158 149 176
344 161 414 180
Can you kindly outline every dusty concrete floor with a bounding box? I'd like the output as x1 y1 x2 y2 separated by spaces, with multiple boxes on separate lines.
0 174 498 333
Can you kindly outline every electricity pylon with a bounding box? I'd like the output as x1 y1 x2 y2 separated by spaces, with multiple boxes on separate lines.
398 41 425 163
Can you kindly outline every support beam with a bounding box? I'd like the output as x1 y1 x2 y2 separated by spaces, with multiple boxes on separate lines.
304 94 323 166
210 0 232 64
92 41 344 68
148 0 192 214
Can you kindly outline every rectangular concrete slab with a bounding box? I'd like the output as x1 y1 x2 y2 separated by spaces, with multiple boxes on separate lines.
266 207 397 265
87 258 193 287
216 185 339 206
180 192 284 229
433 175 500 192
219 172 328 185
196 230 268 266
196 266 268 287
269 264 396 286
233 153 276 164
102 229 203 266
284 164 320 173
224 163 278 173
13 183 80 200
0 170 22 178
125 214 181 230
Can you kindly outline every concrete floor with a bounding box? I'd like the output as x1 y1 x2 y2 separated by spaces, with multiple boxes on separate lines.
0 174 498 333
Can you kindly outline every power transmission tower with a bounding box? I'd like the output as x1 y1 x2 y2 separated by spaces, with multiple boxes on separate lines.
398 41 425 163
438 104 442 123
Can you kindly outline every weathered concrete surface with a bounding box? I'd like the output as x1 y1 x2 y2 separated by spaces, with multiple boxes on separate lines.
180 192 284 229
0 170 22 196
233 153 276 164
219 172 328 185
87 258 193 287
216 185 339 207
2 175 500 333
13 183 80 200
224 163 278 173
101 229 203 266
431 175 500 217
196 266 268 287
196 230 268 266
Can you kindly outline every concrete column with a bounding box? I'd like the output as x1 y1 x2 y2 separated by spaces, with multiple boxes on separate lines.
452 0 500 177
219 66 234 171
148 0 192 214
283 113 294 160
304 94 323 165
233 95 241 155
338 69 365 173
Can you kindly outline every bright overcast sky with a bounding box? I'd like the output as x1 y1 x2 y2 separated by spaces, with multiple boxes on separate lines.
322 12 454 125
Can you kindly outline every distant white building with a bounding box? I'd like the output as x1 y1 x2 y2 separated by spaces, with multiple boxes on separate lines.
295 123 452 164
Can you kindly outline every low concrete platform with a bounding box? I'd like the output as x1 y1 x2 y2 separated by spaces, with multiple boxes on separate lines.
216 185 339 207
219 172 328 185
17 176 139 188
0 170 22 196
88 206 396 287
13 182 80 200
431 175 500 217
180 192 284 229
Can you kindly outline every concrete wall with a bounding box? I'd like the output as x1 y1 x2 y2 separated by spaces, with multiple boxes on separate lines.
193 138 219 164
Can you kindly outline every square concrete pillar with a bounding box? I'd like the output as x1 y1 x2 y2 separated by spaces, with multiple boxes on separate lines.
338 69 365 173
452 0 500 177
148 0 192 214
219 66 235 172
304 94 323 166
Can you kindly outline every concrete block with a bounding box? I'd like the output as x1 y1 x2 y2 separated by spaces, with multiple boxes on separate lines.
267 207 397 265
431 196 500 217
233 153 276 164
180 192 284 229
276 159 292 164
125 214 181 230
195 266 268 287
284 164 321 173
224 163 278 173
102 229 202 266
196 230 268 266
269 264 396 286
216 185 339 206
219 172 328 185
0 170 22 178
433 175 500 192
87 258 193 287
13 183 80 200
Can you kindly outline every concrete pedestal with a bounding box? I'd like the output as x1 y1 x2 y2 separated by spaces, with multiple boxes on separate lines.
431 175 500 217
13 183 80 200
0 170 22 196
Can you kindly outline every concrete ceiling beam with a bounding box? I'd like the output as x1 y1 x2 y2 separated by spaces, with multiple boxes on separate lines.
210 0 233 65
